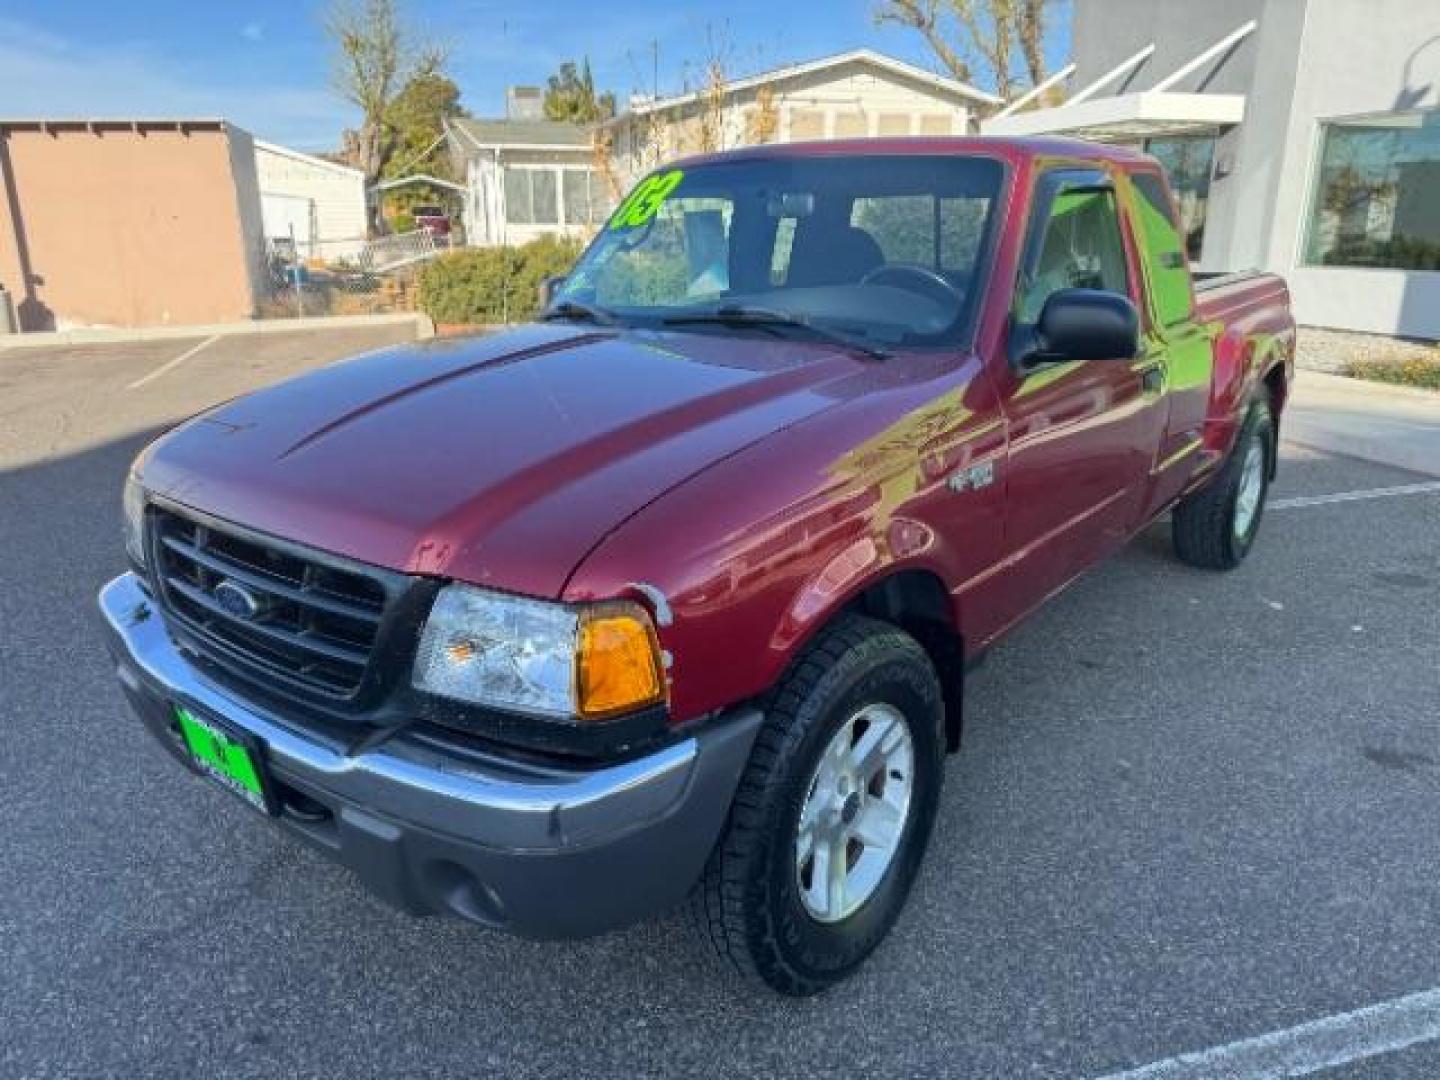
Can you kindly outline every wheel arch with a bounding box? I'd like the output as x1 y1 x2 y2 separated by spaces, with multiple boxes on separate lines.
1260 354 1288 478
849 569 966 753
776 564 966 753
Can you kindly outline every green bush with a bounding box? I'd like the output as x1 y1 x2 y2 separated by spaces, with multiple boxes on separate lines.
391 212 416 235
1345 355 1440 390
417 236 584 325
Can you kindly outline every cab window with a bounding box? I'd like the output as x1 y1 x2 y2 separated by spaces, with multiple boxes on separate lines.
1017 187 1130 323
1131 172 1195 328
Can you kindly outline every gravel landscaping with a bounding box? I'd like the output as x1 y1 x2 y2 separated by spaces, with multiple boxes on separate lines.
1296 326 1440 375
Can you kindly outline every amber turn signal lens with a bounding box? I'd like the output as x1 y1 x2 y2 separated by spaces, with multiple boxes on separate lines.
576 605 665 720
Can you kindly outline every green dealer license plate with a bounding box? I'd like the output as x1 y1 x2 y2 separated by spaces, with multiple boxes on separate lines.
175 707 276 815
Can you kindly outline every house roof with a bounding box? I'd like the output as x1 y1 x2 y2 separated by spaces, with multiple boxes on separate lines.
448 116 594 151
254 139 363 177
621 48 1004 117
0 118 231 132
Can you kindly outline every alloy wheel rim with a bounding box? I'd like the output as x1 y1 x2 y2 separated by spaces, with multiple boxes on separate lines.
794 702 915 924
1234 435 1265 539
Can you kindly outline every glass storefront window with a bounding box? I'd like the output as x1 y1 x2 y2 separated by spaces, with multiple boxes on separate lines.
1304 110 1440 271
1143 136 1216 261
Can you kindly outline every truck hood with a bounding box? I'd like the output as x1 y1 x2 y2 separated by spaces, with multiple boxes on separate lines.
141 324 859 597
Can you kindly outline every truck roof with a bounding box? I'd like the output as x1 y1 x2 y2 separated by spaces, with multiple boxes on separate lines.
672 136 1155 171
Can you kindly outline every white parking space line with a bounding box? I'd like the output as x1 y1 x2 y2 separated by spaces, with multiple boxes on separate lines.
1096 986 1440 1079
126 334 221 390
1270 480 1440 511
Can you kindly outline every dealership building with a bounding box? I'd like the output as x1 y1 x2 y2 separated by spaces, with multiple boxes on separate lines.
984 0 1440 340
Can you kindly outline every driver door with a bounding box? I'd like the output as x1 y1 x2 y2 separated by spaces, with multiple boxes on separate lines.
983 168 1164 637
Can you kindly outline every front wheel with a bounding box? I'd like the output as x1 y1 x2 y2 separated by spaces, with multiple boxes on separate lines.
1173 398 1274 570
688 615 944 996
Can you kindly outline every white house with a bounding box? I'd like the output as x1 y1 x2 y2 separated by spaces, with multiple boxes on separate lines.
445 113 607 247
253 139 367 260
445 50 1001 249
607 48 1003 181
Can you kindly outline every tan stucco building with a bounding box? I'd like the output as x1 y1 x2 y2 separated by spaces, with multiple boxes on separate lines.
0 119 265 331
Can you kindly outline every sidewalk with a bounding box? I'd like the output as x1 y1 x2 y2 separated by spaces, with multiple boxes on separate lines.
1284 370 1440 477
0 311 433 350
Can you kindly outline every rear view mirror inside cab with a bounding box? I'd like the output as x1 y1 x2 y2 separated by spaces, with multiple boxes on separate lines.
767 192 815 218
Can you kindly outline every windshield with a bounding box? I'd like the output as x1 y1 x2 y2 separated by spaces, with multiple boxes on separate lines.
555 154 1004 348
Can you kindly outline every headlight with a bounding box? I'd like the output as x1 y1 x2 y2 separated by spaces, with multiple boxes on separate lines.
122 471 147 568
412 584 666 720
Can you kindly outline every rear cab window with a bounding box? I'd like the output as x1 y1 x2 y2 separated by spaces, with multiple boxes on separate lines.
1128 170 1195 328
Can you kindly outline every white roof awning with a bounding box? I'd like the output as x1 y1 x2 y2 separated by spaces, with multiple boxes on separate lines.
370 173 468 195
984 19 1256 143
981 91 1245 142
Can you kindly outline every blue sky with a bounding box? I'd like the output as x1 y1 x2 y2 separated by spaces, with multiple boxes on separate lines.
0 0 1071 151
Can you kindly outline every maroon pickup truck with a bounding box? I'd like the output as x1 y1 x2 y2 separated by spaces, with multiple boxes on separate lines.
102 138 1294 995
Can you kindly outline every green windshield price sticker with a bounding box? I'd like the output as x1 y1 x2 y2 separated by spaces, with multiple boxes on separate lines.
609 169 685 230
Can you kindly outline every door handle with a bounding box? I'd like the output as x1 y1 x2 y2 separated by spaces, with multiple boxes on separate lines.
1130 358 1164 393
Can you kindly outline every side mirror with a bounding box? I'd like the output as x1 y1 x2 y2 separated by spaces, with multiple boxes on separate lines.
538 274 566 309
1011 288 1140 369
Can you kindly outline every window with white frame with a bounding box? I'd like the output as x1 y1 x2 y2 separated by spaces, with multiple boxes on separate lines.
506 166 609 227
504 167 559 225
562 170 611 226
1304 109 1440 271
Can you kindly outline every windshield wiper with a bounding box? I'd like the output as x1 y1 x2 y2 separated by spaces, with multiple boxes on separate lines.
541 300 620 326
662 304 891 361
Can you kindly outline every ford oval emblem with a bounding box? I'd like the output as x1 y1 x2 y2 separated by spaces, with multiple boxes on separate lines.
212 579 264 620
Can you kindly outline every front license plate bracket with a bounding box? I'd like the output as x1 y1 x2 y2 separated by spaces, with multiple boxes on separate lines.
174 706 278 815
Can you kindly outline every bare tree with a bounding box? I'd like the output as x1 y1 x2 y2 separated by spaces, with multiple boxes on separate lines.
327 0 445 235
746 85 781 145
1015 0 1048 86
875 0 1056 100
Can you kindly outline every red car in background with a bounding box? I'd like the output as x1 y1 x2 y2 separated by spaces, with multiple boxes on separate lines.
412 205 451 238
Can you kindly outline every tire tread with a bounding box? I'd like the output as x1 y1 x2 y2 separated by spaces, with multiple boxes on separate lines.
1173 399 1272 570
686 614 937 995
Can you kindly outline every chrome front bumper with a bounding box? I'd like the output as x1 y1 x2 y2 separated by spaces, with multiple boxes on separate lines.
99 572 760 937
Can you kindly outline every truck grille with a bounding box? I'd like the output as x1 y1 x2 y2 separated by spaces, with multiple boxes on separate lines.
149 506 395 702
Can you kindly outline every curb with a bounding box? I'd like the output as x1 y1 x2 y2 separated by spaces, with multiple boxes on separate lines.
1282 424 1440 479
0 311 435 350
1295 368 1440 403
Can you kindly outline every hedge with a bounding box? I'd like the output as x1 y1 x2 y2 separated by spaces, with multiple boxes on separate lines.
1345 355 1440 390
417 236 583 325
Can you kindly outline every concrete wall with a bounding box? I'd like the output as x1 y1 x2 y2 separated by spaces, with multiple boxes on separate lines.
226 127 267 315
1071 0 1262 96
1197 0 1308 275
0 121 262 330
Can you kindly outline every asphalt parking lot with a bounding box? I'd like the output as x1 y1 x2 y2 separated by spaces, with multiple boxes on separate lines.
2 331 1438 1079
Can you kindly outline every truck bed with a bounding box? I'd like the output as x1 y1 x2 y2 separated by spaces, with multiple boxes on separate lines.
1194 269 1291 329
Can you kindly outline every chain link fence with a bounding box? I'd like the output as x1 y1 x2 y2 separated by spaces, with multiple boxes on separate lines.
258 229 458 319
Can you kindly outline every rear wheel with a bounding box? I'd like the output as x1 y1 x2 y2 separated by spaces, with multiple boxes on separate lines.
1173 398 1274 570
688 614 944 996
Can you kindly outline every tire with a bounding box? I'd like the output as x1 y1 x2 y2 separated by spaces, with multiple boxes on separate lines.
688 614 945 996
1172 397 1274 570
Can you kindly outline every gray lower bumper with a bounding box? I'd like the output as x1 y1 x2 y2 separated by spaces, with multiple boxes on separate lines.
98 573 760 938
